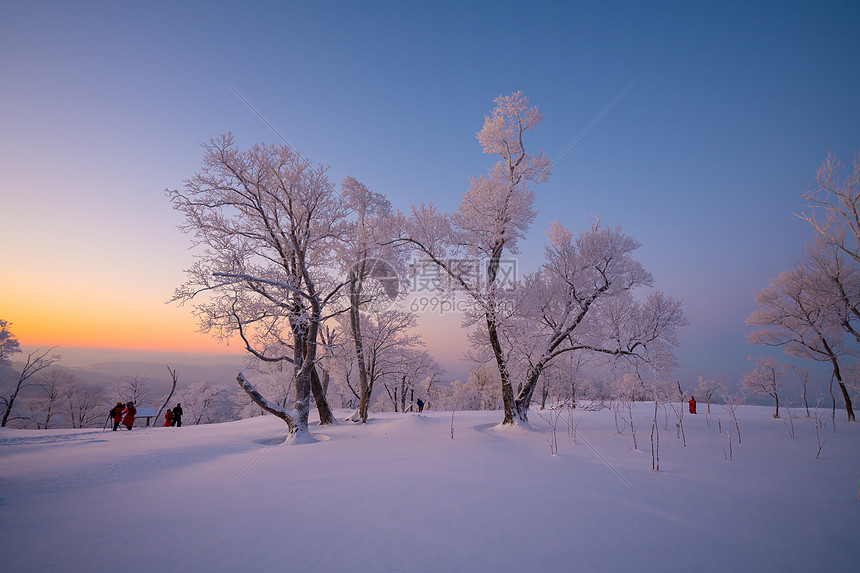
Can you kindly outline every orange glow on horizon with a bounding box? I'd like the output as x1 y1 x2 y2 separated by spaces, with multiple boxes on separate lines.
16 329 240 355
3 278 465 372
5 296 241 355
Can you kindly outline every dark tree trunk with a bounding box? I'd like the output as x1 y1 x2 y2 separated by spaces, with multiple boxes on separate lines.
824 339 856 421
485 241 518 425
348 270 372 424
487 314 516 424
837 381 856 422
1 389 20 427
399 376 408 413
514 365 544 424
311 367 334 425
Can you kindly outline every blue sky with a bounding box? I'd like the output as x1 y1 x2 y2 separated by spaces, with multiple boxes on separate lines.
2 1 858 391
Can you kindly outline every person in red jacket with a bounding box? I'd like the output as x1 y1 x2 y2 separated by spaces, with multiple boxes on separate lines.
122 401 137 430
688 396 697 414
164 409 174 427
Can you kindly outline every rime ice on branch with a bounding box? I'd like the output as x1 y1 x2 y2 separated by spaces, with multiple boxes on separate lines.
167 134 348 438
401 93 686 425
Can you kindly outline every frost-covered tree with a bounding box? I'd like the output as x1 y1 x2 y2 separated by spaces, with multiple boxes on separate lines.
180 381 232 425
535 364 570 410
0 319 21 367
798 152 860 266
243 359 296 410
64 381 105 429
24 368 70 429
506 222 687 423
339 310 422 421
338 177 409 422
447 364 502 411
315 326 360 409
548 352 592 408
611 373 642 448
406 359 446 411
384 348 442 413
741 357 786 418
782 153 860 421
790 228 860 381
400 92 549 425
116 374 153 407
747 248 856 421
694 376 725 414
1 346 60 427
168 134 347 441
789 366 812 417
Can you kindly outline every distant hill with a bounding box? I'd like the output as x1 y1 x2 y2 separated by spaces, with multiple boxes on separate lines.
78 360 246 386
9 347 248 395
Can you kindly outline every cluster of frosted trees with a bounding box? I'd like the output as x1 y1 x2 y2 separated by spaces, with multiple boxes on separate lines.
746 154 860 422
167 92 687 441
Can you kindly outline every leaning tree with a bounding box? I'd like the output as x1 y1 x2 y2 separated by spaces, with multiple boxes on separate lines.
505 221 687 424
747 246 856 422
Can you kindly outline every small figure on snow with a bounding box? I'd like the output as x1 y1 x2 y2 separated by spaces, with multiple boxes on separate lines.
416 398 425 413
688 396 697 414
164 409 174 427
122 401 137 430
109 402 124 431
172 403 183 427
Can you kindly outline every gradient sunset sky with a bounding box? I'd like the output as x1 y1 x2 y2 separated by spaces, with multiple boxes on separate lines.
2 1 858 386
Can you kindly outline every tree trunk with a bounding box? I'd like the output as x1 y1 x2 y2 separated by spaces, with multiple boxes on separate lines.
290 304 313 438
484 240 519 425
837 380 856 421
349 272 372 423
1 387 20 427
487 314 516 424
292 332 312 437
399 378 405 413
310 366 334 425
825 340 856 421
294 367 311 435
155 365 179 425
513 364 545 424
237 373 295 432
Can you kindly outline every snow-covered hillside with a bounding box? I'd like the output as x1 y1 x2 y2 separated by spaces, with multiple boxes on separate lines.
1 405 857 572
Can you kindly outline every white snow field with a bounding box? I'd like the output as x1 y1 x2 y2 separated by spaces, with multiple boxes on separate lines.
1 404 858 572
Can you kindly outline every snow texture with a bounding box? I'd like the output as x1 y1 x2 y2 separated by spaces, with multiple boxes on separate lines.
0 405 857 572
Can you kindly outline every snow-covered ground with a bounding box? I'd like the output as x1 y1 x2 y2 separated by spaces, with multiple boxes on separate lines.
1 404 857 572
